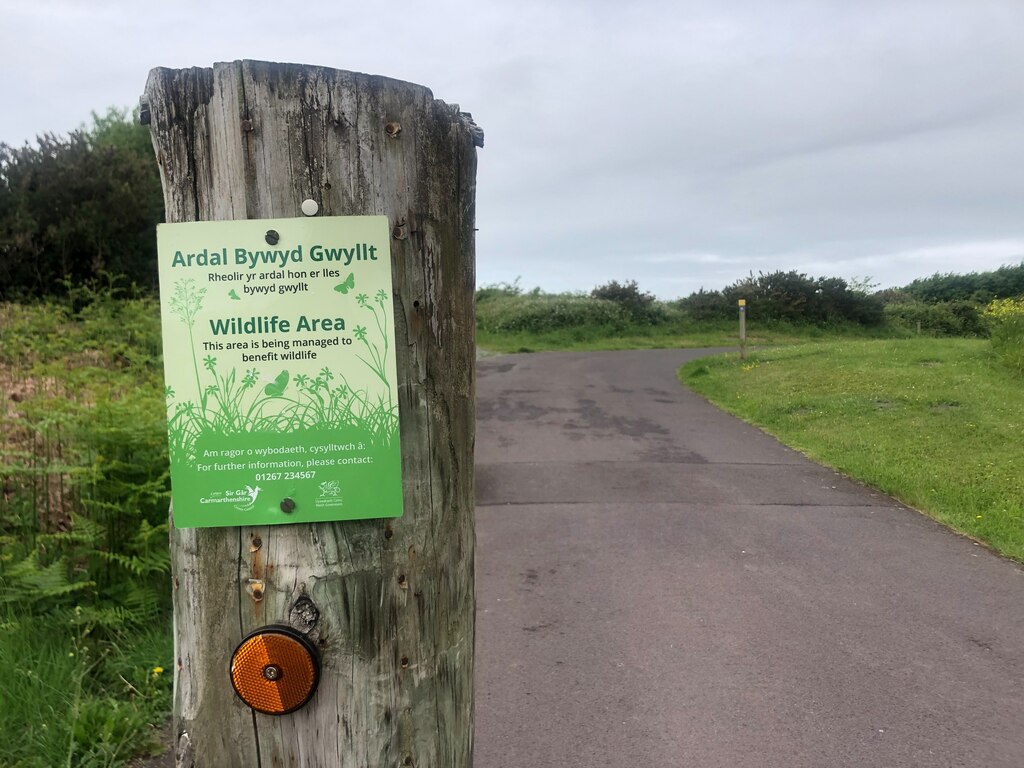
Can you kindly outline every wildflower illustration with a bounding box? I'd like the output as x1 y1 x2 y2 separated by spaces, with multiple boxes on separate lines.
167 278 208 411
164 280 399 464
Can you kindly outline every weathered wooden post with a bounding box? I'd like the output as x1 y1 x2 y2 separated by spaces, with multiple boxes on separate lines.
143 60 481 767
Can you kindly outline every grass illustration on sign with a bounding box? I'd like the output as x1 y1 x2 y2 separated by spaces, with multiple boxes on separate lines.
165 277 398 463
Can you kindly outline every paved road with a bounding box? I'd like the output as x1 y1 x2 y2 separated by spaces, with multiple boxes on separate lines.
473 349 1024 768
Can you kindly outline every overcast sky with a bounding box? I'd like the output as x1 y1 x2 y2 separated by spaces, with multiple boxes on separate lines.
3 0 1022 298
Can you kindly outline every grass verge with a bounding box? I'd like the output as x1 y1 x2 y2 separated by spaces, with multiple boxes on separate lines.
477 319 898 354
0 612 172 767
679 338 1024 561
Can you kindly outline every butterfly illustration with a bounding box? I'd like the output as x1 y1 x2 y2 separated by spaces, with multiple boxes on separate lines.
334 272 355 294
264 370 290 397
228 289 241 300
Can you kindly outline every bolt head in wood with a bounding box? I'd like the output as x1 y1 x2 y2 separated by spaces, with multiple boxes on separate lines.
301 199 319 217
385 122 402 138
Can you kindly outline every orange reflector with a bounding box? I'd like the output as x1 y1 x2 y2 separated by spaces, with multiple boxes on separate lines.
230 625 320 715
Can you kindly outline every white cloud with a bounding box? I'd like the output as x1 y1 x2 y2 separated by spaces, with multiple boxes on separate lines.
2 0 1023 298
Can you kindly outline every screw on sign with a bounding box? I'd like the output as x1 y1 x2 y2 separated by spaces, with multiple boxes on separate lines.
230 625 320 715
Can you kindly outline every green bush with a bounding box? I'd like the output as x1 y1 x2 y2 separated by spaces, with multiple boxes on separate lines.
679 271 884 326
984 297 1024 376
476 293 631 333
883 300 989 338
0 109 163 299
475 279 523 303
676 288 733 321
903 262 1024 303
590 280 669 324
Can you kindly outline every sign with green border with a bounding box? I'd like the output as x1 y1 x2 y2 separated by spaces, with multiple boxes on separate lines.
157 216 403 528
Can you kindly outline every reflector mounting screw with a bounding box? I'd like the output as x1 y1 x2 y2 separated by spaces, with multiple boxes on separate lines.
263 664 282 681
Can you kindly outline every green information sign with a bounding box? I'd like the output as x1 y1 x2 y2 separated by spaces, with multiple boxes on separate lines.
157 216 403 528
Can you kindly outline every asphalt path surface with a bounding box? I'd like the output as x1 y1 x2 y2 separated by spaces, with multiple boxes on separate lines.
473 349 1024 768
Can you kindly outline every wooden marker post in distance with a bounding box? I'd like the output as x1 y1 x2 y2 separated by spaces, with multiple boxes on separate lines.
143 60 482 768
739 298 747 360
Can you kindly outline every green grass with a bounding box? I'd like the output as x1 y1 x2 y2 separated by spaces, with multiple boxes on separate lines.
476 324 738 353
477 319 898 354
0 612 172 768
680 338 1024 561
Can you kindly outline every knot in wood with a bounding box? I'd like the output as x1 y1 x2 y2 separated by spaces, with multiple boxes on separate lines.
289 596 320 632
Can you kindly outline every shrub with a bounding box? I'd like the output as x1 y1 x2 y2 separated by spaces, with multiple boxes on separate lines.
0 109 163 299
589 280 668 324
676 288 732 321
984 297 1024 376
679 271 884 326
884 300 989 338
476 279 523 303
903 262 1024 303
476 293 630 333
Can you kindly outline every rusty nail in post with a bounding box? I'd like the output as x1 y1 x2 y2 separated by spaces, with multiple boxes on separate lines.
247 579 265 601
265 230 280 246
280 498 296 513
385 122 402 138
241 118 253 132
